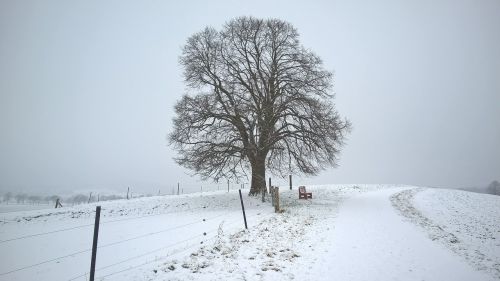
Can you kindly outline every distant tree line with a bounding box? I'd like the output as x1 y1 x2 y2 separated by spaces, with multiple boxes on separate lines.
0 192 49 204
0 192 137 205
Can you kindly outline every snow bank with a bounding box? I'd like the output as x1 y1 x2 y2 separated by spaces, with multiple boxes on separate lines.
391 188 500 279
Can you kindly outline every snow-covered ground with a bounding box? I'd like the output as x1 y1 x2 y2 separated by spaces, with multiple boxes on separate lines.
392 188 500 279
0 190 274 281
0 204 53 213
0 185 498 281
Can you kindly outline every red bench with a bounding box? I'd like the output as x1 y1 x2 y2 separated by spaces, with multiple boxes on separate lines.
298 186 312 199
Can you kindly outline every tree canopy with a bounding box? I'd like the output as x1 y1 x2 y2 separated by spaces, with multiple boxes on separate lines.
170 17 351 195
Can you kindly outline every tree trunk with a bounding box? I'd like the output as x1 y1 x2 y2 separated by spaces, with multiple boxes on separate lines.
249 157 266 196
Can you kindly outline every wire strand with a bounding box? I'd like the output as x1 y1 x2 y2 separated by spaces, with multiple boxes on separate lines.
96 212 228 250
0 211 232 276
0 205 208 244
98 235 219 280
67 232 220 281
0 223 94 244
99 205 207 225
82 212 275 280
0 248 90 276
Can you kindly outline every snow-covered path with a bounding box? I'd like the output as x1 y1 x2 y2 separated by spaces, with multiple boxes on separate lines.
305 188 495 281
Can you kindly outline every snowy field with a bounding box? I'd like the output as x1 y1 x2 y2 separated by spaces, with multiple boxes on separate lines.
0 190 275 281
0 185 498 281
0 204 53 213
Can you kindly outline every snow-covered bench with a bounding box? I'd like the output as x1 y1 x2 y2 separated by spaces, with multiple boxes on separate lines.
298 186 312 199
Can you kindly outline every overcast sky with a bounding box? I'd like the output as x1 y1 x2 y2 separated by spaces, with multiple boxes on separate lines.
1 0 499 194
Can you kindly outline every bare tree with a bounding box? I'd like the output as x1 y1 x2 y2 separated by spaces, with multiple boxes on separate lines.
15 193 27 204
170 17 351 195
27 195 41 204
3 192 12 204
68 194 87 205
487 180 500 195
45 195 60 203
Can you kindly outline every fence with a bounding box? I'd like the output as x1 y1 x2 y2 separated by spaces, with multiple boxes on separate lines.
1 174 296 208
0 175 294 280
0 191 276 280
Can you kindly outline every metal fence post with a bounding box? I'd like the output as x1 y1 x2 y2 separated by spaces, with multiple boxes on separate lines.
238 190 248 229
89 206 101 281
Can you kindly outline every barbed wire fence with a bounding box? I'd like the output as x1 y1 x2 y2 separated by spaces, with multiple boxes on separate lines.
0 181 279 281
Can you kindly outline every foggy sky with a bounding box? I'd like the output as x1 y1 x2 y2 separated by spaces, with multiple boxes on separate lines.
1 0 499 194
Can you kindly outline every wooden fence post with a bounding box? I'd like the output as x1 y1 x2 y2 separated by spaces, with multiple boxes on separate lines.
274 187 280 213
270 187 275 207
289 175 292 190
55 198 62 208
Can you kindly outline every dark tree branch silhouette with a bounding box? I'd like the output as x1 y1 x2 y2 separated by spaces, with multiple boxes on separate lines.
170 17 351 195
